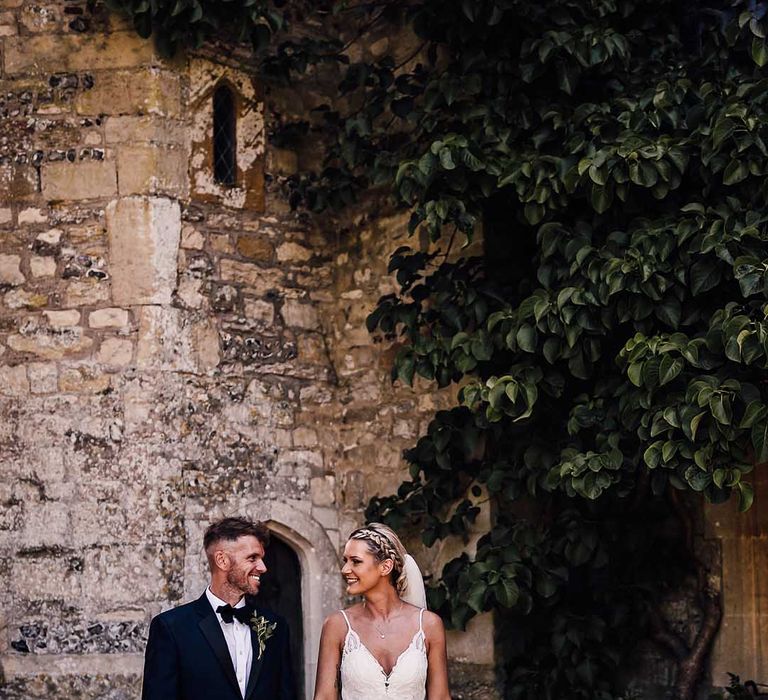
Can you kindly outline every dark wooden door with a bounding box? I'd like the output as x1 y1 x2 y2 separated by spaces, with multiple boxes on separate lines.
259 534 304 697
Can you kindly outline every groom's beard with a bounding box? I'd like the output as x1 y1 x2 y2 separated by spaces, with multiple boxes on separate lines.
227 568 260 596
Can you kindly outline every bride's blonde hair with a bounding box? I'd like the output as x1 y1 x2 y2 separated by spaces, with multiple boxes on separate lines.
348 523 408 596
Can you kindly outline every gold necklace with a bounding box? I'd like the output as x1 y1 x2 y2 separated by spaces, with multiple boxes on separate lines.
364 600 403 639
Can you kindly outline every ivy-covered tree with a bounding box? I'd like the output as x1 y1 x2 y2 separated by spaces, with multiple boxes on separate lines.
109 0 768 697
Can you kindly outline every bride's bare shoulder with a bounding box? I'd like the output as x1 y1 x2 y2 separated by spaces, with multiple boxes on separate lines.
321 608 353 639
420 610 446 636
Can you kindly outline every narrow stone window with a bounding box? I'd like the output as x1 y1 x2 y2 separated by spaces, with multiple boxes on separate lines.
213 84 237 186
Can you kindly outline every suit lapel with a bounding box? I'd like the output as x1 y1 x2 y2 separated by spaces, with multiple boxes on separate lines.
244 604 266 700
195 594 241 696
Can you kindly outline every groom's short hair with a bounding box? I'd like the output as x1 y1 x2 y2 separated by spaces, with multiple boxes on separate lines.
203 516 270 552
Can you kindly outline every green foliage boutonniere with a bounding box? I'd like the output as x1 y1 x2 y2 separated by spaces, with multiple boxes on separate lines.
250 613 277 659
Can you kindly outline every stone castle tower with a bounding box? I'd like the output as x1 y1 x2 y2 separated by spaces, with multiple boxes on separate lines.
0 1 498 697
0 1 765 698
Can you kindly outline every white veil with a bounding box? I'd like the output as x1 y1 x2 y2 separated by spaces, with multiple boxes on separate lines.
400 553 427 608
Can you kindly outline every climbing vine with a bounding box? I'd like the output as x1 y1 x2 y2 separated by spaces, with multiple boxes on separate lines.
109 0 768 697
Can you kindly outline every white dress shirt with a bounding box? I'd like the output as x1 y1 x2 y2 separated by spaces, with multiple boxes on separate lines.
206 588 253 698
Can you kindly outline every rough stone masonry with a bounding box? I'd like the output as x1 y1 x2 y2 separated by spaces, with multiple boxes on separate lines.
0 1 498 698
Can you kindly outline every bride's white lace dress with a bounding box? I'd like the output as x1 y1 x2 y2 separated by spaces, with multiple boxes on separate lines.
339 608 427 700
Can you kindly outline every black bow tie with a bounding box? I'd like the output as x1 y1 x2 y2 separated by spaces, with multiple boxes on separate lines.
216 603 253 625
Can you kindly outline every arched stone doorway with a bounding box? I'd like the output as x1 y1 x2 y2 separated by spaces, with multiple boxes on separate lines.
259 534 304 695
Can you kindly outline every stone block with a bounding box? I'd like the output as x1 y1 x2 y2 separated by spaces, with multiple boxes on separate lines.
30 256 56 277
244 298 275 326
97 338 134 367
117 144 189 198
42 161 117 202
276 241 312 262
311 506 338 530
27 362 58 394
136 306 195 372
58 366 110 394
4 289 48 309
44 309 81 327
21 501 71 548
0 254 24 286
219 259 283 295
64 279 110 307
88 308 129 329
11 551 83 601
236 235 274 262
7 326 93 360
0 365 29 396
106 116 186 145
181 225 204 249
106 197 181 306
295 427 319 448
0 208 11 224
76 68 182 117
310 475 335 506
0 164 38 202
282 299 319 330
36 227 62 245
4 31 156 75
84 545 175 605
18 208 47 224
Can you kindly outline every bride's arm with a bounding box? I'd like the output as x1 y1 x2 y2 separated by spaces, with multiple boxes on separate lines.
424 611 452 700
313 613 346 700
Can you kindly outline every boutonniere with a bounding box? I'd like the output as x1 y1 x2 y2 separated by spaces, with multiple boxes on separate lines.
250 613 277 659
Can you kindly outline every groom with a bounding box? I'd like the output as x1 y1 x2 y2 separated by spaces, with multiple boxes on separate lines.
142 516 296 700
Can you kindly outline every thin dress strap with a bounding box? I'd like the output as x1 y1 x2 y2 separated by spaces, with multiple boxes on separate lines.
339 609 352 632
418 608 425 633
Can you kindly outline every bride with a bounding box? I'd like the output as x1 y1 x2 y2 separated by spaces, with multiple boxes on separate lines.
313 523 451 700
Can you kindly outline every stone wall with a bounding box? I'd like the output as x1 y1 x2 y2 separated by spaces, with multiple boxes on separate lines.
0 2 496 698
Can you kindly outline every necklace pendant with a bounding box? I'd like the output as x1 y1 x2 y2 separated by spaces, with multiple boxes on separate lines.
379 633 385 639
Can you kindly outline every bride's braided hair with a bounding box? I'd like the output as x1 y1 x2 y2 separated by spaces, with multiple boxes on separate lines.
349 523 409 596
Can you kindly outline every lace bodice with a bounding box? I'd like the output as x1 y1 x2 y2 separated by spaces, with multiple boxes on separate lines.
339 608 427 700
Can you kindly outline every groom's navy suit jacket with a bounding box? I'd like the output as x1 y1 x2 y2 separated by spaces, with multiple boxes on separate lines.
141 593 296 700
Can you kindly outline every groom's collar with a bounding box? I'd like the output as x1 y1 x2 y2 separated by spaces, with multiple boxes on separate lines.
205 587 247 614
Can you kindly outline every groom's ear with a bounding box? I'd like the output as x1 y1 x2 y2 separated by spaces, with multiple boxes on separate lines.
214 549 232 571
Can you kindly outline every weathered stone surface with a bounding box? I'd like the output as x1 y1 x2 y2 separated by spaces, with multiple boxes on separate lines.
89 308 129 329
30 256 56 277
106 116 186 145
42 161 118 202
4 32 156 75
219 259 284 294
116 144 188 198
4 289 48 309
64 280 111 307
135 306 218 373
310 475 335 506
0 365 29 396
106 197 180 306
27 362 58 394
58 366 111 394
44 309 81 327
18 208 47 225
243 298 275 326
282 298 320 329
7 325 93 360
0 254 24 286
236 235 274 262
76 68 182 118
276 241 312 262
0 164 38 202
96 338 134 368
